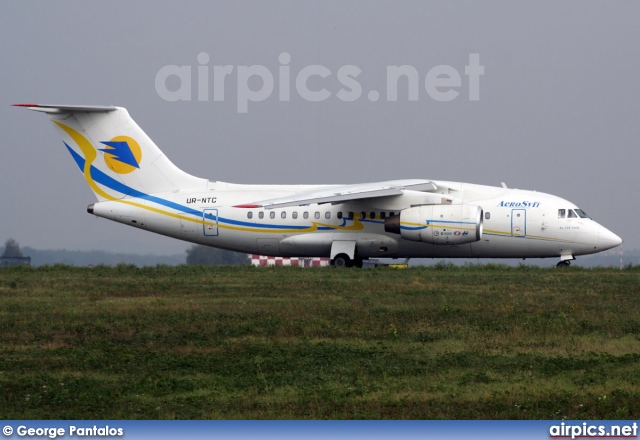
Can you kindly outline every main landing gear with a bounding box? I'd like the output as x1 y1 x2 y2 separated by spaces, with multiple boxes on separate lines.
330 240 363 268
331 254 364 268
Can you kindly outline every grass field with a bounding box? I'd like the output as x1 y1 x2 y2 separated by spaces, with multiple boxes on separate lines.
1 264 639 419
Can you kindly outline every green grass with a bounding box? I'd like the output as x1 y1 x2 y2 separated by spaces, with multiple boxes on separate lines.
1 263 639 419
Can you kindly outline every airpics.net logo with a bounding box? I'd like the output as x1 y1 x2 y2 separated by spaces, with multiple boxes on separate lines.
155 52 484 113
549 422 638 439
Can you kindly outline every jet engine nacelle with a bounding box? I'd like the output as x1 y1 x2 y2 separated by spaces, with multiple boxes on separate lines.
385 204 483 245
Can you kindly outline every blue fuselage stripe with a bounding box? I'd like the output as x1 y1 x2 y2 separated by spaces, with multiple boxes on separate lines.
66 143 321 231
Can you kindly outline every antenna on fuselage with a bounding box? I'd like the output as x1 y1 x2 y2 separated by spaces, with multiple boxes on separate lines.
501 182 508 189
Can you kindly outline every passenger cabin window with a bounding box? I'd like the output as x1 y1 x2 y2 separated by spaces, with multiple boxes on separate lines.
337 212 343 219
370 212 375 219
303 212 309 219
292 212 298 219
259 212 264 219
325 212 331 219
247 212 253 219
558 209 566 218
360 212 366 220
270 211 275 219
380 212 386 219
485 212 490 220
281 211 286 219
568 209 577 218
315 212 320 219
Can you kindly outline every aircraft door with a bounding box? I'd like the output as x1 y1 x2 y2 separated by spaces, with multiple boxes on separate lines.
203 209 219 236
511 209 526 237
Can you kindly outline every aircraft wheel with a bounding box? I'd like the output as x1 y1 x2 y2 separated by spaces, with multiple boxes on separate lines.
333 254 352 268
556 260 571 268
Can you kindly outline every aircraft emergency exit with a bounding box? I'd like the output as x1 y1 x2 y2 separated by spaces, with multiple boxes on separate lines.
15 104 622 267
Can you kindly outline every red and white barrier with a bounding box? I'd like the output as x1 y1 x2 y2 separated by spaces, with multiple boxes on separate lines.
251 255 330 268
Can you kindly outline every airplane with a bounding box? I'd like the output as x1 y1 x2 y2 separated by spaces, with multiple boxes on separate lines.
14 104 622 268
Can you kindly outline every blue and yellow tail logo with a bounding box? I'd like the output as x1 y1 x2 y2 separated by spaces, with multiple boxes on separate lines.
99 136 142 174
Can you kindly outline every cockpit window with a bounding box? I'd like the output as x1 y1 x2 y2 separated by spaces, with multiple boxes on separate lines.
574 209 589 218
558 209 566 218
567 209 577 218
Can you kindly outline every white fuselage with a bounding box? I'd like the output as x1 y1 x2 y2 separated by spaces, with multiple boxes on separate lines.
90 179 621 261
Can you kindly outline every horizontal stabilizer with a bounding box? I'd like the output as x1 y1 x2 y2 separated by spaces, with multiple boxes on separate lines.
12 104 117 114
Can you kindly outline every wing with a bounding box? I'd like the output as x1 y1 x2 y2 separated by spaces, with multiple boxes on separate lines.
244 179 438 209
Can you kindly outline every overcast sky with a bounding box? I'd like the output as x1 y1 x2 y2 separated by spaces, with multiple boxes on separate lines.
2 1 638 256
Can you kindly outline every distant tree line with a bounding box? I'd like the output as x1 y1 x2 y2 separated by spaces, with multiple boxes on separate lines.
3 236 629 268
185 245 249 265
0 239 249 267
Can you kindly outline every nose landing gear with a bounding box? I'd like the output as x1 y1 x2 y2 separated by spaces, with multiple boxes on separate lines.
557 254 574 267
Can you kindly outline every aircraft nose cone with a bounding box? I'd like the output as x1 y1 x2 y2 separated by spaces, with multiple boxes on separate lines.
599 226 622 251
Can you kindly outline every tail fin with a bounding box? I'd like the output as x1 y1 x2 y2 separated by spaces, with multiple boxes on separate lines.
15 104 207 201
